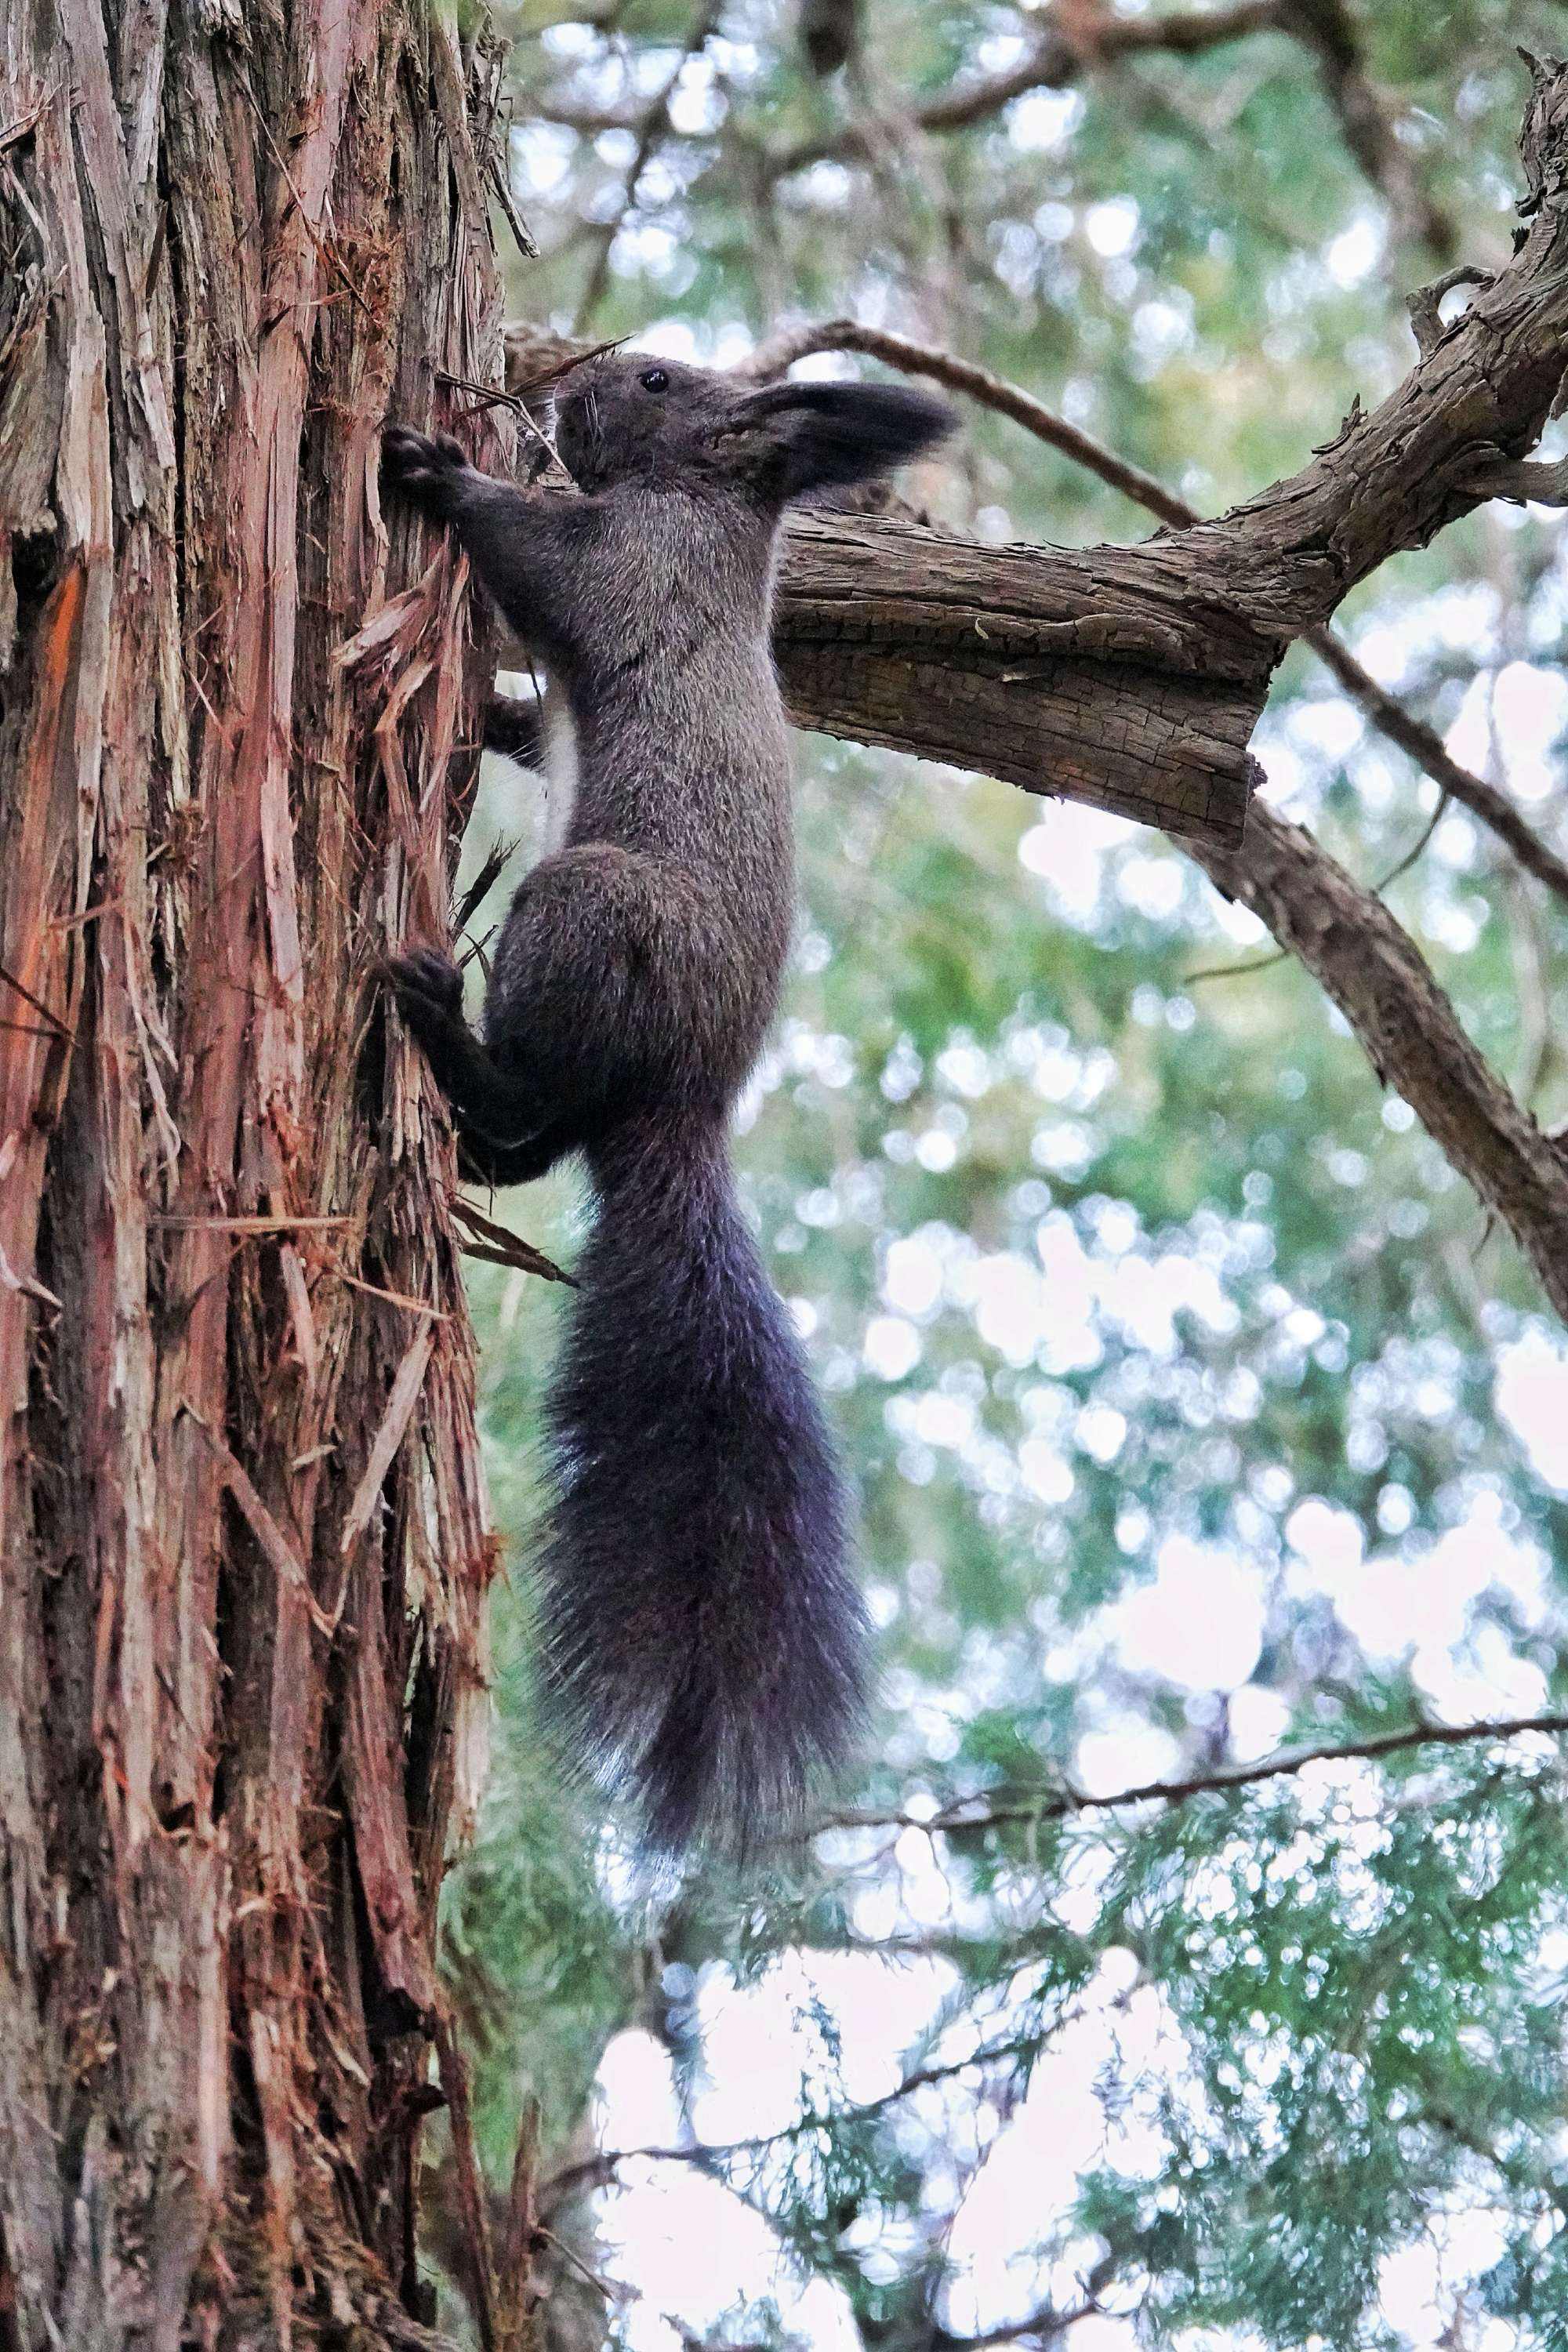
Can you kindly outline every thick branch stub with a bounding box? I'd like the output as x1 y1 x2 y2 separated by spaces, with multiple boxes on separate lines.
778 643 1260 841
771 510 1275 844
499 61 1568 848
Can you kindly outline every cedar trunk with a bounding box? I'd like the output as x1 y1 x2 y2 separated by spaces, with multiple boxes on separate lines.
0 6 509 2343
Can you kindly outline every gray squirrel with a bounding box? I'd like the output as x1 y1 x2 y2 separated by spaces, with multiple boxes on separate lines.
380 350 954 1857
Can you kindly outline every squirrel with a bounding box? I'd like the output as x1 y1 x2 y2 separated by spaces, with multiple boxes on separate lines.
380 350 954 1857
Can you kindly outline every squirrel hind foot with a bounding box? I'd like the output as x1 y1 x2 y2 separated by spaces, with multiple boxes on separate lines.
384 946 465 1018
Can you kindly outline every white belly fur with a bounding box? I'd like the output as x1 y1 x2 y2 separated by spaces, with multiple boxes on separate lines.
538 691 579 855
488 676 579 863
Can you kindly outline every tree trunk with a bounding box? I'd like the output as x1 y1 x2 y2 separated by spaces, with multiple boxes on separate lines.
1 6 510 2343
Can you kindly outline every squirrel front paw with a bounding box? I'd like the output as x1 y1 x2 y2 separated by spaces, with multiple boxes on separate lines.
381 426 470 520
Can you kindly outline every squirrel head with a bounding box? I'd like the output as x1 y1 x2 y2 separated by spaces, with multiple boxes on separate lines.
550 350 954 506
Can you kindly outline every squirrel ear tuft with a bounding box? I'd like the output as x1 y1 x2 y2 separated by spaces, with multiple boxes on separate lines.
742 379 956 501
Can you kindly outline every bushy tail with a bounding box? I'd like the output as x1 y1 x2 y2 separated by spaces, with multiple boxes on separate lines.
536 1109 868 1860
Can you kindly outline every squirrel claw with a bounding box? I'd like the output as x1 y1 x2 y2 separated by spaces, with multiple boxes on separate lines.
384 946 466 1022
381 425 469 514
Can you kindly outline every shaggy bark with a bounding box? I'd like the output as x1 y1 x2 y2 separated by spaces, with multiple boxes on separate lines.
0 6 511 2345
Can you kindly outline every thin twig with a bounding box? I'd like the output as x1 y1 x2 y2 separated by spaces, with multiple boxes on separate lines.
1407 263 1494 356
488 152 540 261
1371 789 1450 892
0 958 71 1040
813 1710 1568 1839
572 0 723 329
324 1265 452 1321
435 2009 499 2352
1185 947 1288 984
449 1196 575 1286
151 1213 355 1232
434 367 528 415
454 834 521 938
0 83 56 154
1307 632 1568 909
739 319 1191 522
541 2025 1060 2207
534 2223 626 2304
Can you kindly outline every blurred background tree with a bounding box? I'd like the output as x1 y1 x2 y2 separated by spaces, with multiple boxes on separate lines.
432 6 1568 2348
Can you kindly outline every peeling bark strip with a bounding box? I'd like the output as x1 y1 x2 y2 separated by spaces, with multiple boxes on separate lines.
0 8 507 2345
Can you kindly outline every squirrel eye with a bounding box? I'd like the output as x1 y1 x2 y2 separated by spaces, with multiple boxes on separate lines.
640 368 670 394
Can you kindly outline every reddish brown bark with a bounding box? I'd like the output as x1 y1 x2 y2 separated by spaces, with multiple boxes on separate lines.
0 6 511 2343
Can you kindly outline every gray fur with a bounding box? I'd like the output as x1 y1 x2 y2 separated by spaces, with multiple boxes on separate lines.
380 351 953 1855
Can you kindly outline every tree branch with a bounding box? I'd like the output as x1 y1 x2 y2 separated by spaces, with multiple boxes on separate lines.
928 2289 1109 2351
571 0 723 332
770 1 1282 174
748 315 1568 910
737 318 1196 524
1461 452 1568 506
539 2025 1062 2207
784 64 1568 640
1273 0 1455 256
813 1711 1568 1838
746 314 1568 1319
536 1713 1568 2224
742 103 1568 1314
1189 804 1568 1317
757 321 1568 1314
532 0 1450 247
1301 628 1568 908
761 49 1568 840
499 61 1568 1318
530 3 1278 146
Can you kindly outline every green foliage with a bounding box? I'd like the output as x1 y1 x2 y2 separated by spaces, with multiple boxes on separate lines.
442 5 1568 2346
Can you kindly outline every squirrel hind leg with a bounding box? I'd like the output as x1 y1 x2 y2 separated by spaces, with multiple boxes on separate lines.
457 1123 572 1189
